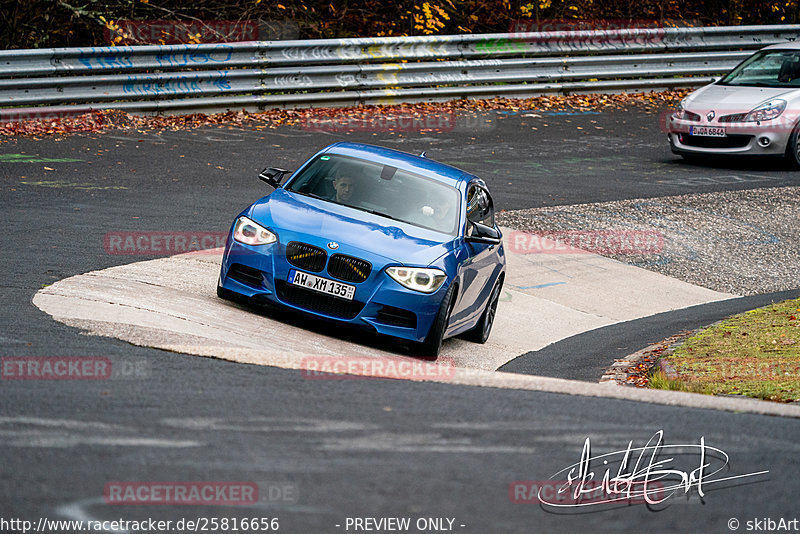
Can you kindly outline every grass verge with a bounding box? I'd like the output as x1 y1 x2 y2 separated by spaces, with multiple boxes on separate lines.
649 297 800 403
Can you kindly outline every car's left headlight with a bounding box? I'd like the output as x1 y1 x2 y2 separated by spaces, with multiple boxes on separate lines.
743 99 787 122
232 216 277 246
386 267 446 293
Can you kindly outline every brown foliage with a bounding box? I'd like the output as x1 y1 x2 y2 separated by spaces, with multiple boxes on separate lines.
0 90 688 138
1 0 798 49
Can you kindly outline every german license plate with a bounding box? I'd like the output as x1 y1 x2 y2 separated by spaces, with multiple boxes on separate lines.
689 126 726 137
288 269 355 301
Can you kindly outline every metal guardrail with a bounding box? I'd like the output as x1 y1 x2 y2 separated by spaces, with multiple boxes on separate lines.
0 25 798 118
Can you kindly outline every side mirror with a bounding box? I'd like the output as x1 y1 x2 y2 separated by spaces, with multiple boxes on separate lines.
259 167 290 189
466 222 502 245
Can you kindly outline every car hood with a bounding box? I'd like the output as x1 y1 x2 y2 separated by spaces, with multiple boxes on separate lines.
247 189 455 266
686 84 795 114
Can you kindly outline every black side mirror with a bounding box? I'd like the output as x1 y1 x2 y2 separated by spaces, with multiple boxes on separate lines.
466 221 502 245
259 167 290 189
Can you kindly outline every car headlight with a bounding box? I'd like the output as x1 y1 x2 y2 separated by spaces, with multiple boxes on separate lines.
232 216 277 246
386 267 446 293
743 99 787 122
672 98 689 120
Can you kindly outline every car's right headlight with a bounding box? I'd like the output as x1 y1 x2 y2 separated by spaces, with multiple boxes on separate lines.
232 216 277 246
386 267 446 293
672 98 689 120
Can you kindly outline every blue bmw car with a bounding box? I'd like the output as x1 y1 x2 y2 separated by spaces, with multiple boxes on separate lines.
217 142 506 356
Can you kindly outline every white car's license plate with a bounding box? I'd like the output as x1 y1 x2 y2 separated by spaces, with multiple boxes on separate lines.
690 126 726 137
288 269 356 301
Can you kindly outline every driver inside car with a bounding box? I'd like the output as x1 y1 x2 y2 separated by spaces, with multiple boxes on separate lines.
332 173 357 204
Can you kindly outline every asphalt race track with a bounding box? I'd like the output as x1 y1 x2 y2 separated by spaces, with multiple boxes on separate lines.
2 108 800 532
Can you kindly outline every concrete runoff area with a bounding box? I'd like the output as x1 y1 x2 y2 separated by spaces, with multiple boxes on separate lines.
498 186 800 296
32 228 798 417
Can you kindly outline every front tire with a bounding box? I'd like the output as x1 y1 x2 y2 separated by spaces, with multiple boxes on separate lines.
465 276 503 344
786 124 800 169
415 284 456 358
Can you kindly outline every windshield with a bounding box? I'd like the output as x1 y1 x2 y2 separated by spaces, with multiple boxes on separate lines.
285 153 461 235
719 49 800 88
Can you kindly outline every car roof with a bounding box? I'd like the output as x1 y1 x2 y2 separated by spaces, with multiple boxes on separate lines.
321 142 474 187
763 41 800 51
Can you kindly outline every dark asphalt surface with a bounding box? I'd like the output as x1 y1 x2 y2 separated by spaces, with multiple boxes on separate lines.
500 289 800 381
2 108 799 532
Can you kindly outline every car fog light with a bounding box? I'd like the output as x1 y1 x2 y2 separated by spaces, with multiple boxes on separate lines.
758 137 771 147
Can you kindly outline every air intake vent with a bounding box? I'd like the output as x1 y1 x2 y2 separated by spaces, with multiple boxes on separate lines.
275 281 365 319
228 264 264 288
679 133 752 149
375 305 417 329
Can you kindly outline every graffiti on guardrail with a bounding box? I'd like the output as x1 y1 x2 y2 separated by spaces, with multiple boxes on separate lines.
280 46 338 63
2 25 798 115
77 54 134 71
364 43 446 60
154 47 235 67
383 71 474 85
478 20 675 55
77 45 235 71
277 42 451 63
274 74 315 88
122 72 231 96
335 73 358 87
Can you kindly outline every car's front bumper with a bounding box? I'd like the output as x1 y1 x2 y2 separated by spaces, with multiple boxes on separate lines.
667 117 792 156
218 237 450 343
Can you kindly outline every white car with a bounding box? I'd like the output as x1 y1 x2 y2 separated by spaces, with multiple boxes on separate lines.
668 41 800 167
